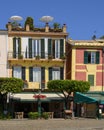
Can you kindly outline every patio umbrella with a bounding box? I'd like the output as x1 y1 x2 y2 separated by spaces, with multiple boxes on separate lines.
40 16 54 23
9 15 23 21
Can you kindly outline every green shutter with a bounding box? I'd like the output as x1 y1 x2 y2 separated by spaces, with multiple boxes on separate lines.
49 67 52 80
22 67 25 80
88 75 94 86
13 37 16 58
41 67 45 89
96 51 99 64
48 39 52 56
29 67 33 82
84 51 88 64
28 38 32 58
60 39 64 58
18 38 21 56
41 39 45 58
60 67 64 80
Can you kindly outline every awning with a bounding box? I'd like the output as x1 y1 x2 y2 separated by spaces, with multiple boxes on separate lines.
74 92 97 104
74 92 104 104
10 92 65 102
84 92 104 105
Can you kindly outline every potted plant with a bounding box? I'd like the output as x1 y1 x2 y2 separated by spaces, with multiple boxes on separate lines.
18 54 23 59
35 55 40 60
48 55 53 60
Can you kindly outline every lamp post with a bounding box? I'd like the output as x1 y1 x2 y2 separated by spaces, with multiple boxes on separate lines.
38 89 41 118
33 88 46 118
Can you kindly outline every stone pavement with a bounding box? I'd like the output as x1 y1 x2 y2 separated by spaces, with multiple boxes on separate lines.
0 118 104 130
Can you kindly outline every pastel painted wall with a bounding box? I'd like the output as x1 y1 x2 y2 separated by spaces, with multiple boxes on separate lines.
71 47 104 91
8 36 66 89
0 33 8 77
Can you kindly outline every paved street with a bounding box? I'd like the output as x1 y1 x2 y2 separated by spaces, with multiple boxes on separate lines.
0 118 104 130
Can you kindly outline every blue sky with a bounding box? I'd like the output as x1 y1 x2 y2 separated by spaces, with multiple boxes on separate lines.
0 0 104 40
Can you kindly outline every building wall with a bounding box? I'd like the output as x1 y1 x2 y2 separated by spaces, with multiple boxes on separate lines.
69 41 104 91
0 32 8 77
8 35 66 89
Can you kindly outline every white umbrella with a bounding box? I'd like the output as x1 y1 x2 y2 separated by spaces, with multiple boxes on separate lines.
9 15 23 21
40 16 54 23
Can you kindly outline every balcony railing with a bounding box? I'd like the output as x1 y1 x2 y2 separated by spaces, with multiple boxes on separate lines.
8 52 66 60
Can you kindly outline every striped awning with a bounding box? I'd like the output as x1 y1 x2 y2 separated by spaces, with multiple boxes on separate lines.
10 92 66 102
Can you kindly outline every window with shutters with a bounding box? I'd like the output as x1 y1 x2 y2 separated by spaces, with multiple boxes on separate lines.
52 67 60 80
13 66 21 79
48 67 63 80
33 67 41 82
84 51 99 64
29 67 41 82
13 66 25 80
55 39 64 59
33 39 41 57
13 37 21 58
51 39 64 59
88 75 94 86
28 38 41 58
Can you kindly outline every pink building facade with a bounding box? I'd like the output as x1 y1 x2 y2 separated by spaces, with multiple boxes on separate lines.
66 40 104 91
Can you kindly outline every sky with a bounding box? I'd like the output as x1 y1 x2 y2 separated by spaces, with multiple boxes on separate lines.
0 0 104 40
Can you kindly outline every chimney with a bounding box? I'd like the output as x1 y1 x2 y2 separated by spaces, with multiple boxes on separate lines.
62 24 67 33
7 22 12 31
26 24 30 31
45 23 49 32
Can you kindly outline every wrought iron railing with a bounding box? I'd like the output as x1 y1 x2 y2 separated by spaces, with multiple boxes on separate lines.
8 52 66 60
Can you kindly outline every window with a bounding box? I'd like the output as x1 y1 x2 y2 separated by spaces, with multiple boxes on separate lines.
88 75 94 86
52 67 60 80
13 37 21 58
33 39 41 57
55 40 60 58
13 66 25 80
28 39 41 58
48 67 64 80
29 67 43 82
84 51 99 64
33 67 41 82
13 66 21 79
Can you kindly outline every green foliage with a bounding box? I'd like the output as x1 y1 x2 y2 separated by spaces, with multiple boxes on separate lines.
24 17 34 30
28 112 49 119
47 80 90 93
42 112 49 119
0 112 12 120
99 35 104 39
53 22 60 29
47 80 90 109
0 77 23 93
28 112 39 119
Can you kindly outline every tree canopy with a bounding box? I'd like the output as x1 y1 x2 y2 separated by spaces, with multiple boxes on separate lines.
0 77 23 94
47 80 90 109
47 80 90 94
24 16 34 30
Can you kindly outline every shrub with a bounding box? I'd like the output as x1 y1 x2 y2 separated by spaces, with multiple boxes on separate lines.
42 112 49 119
28 112 39 119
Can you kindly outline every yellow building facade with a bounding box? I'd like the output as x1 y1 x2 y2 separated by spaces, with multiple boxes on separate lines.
7 23 68 90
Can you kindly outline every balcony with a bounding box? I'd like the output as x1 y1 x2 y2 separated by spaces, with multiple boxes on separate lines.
8 52 66 62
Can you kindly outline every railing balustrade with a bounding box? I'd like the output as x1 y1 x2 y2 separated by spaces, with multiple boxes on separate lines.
8 52 65 60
